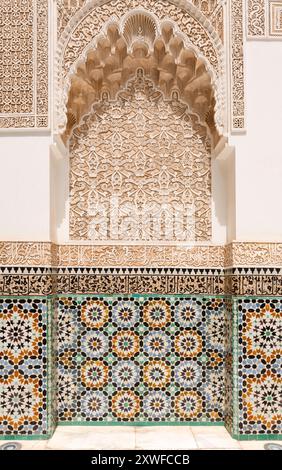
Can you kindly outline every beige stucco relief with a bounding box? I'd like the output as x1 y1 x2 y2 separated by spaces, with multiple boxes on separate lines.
1 241 282 267
0 0 49 128
247 1 282 37
57 0 224 40
56 0 225 136
0 0 255 131
69 70 212 242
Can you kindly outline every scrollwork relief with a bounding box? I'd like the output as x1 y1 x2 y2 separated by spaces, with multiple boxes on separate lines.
1 241 282 268
230 0 245 130
247 1 282 38
0 0 49 129
269 1 282 36
56 0 225 135
247 0 266 37
69 70 212 242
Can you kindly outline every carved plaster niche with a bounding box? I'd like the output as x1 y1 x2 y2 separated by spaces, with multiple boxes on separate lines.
62 10 220 145
247 0 267 37
0 0 49 129
69 69 212 242
55 1 227 137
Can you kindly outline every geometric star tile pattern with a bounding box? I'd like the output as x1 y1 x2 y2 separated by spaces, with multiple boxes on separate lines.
0 297 53 436
237 298 282 436
56 295 226 424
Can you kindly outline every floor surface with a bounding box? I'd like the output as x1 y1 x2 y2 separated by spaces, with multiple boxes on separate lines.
9 426 282 450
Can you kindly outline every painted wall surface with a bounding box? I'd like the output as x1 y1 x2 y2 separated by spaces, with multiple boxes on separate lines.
230 41 282 242
0 136 52 241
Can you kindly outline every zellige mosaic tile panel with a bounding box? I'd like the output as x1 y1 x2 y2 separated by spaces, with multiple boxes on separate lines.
56 295 226 424
236 298 282 437
0 297 54 437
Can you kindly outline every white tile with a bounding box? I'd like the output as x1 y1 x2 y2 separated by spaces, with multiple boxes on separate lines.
135 426 198 450
191 426 241 449
46 426 136 450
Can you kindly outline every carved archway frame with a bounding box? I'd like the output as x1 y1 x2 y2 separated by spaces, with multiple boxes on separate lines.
54 0 245 137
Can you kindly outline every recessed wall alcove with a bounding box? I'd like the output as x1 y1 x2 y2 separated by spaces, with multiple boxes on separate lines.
0 0 281 443
52 6 232 431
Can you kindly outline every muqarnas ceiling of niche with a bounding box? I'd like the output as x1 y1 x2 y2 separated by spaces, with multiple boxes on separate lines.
69 70 212 242
64 14 219 144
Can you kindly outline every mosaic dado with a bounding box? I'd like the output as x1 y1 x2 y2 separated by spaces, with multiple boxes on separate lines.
247 1 282 37
56 295 226 423
0 0 49 129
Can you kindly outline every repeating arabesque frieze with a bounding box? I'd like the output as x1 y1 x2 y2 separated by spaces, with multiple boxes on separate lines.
57 0 225 39
247 0 266 36
0 1 250 131
1 268 282 295
1 242 282 268
0 242 54 266
60 0 221 76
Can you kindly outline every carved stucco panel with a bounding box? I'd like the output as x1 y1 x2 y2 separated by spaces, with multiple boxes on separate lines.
0 0 49 129
1 241 282 267
247 0 267 37
56 0 225 134
69 72 212 242
57 0 225 39
269 1 282 36
230 0 245 130
247 1 282 38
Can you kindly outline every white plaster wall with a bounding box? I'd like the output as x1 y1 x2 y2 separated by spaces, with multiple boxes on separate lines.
50 140 69 243
0 135 52 241
229 40 282 242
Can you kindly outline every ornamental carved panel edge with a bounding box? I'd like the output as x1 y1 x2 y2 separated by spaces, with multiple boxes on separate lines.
0 0 49 129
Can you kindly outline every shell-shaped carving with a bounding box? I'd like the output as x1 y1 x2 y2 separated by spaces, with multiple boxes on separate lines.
122 12 157 49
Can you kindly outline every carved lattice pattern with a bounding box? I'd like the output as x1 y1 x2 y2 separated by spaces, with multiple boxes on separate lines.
69 71 211 241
